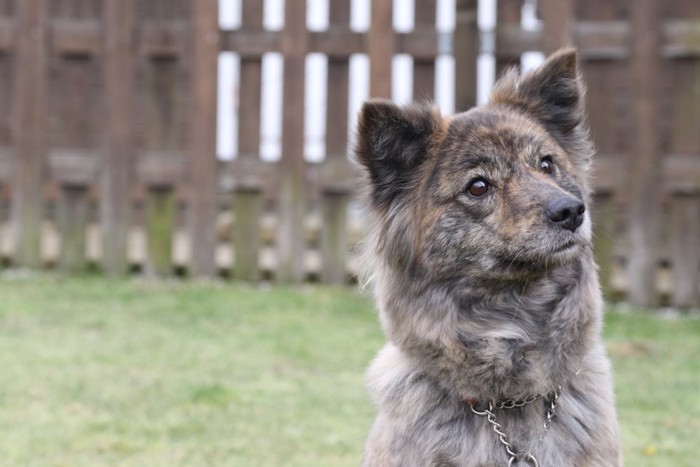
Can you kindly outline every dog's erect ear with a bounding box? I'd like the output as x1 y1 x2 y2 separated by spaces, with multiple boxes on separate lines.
490 48 590 161
355 99 441 207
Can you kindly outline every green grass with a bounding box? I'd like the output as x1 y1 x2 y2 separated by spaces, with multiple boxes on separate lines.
0 274 698 466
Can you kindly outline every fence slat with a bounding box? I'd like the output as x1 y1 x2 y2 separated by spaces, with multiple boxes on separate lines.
12 0 47 267
539 0 574 54
495 0 522 75
145 187 175 275
277 0 308 282
189 0 218 276
321 189 348 284
102 0 134 274
670 194 700 307
591 192 617 299
369 0 393 98
57 185 89 271
233 188 262 281
232 0 265 281
413 0 436 101
320 0 352 284
627 0 662 307
454 0 478 111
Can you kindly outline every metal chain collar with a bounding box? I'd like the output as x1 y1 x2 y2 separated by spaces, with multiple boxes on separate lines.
469 387 561 466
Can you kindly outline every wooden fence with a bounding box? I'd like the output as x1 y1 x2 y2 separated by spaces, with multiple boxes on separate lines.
0 0 698 308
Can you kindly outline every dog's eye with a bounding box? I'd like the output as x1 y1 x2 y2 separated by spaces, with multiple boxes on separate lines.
540 156 555 175
466 178 490 197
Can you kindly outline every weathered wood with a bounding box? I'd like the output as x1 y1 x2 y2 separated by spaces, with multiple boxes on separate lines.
627 0 662 307
320 0 351 284
413 0 436 101
320 189 349 284
277 0 308 282
57 185 89 271
102 0 134 275
495 0 522 75
11 0 47 267
145 187 175 276
189 0 218 276
229 1 265 281
667 1 700 308
238 0 264 160
591 192 617 299
539 0 574 54
233 188 262 281
670 194 700 308
454 0 478 111
369 0 393 98
50 19 101 56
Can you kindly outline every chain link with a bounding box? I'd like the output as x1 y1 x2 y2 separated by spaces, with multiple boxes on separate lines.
469 387 562 466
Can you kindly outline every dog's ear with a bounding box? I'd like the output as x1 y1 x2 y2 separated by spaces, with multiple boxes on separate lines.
490 48 592 168
355 99 441 208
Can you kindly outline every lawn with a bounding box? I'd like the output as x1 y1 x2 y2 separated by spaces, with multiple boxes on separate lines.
0 274 698 466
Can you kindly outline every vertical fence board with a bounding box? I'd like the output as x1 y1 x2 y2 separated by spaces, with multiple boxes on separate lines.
321 189 348 284
233 188 262 281
102 0 134 274
576 0 626 299
591 192 616 299
495 0 521 75
11 0 47 267
57 185 88 270
319 0 351 284
667 1 700 307
670 195 699 307
369 0 393 98
539 0 573 54
454 0 478 111
189 0 218 276
413 0 436 101
277 0 308 283
232 0 265 281
146 187 175 275
627 0 662 307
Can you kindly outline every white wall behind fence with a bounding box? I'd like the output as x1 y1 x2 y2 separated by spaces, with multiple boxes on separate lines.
215 0 543 162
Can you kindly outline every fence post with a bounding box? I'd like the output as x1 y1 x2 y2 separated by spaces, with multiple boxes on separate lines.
670 193 700 307
57 185 89 271
539 0 574 54
146 186 175 275
494 0 521 75
591 192 617 299
189 0 219 276
369 0 393 98
627 0 662 307
102 0 134 275
413 0 437 101
667 3 700 308
319 0 352 284
277 0 308 282
12 0 47 268
232 0 266 282
454 0 478 111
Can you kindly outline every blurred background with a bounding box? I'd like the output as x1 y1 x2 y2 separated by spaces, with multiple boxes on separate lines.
0 2 698 465
0 0 698 306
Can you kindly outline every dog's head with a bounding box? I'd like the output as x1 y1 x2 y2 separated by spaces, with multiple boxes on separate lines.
356 48 594 282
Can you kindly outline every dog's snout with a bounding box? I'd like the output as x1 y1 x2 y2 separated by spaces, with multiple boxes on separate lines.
545 197 585 232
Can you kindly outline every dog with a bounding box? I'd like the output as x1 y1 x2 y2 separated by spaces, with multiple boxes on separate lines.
354 48 622 466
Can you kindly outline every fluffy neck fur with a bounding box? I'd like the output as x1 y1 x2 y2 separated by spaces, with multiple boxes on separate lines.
367 246 602 401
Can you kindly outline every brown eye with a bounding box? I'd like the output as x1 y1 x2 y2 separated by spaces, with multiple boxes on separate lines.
540 156 555 175
466 178 490 197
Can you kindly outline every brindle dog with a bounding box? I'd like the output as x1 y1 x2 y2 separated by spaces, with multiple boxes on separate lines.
355 48 622 466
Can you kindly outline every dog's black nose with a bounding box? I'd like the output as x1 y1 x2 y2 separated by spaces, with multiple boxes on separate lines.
546 197 585 231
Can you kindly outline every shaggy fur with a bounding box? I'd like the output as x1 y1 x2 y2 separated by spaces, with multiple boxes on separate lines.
355 48 622 466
